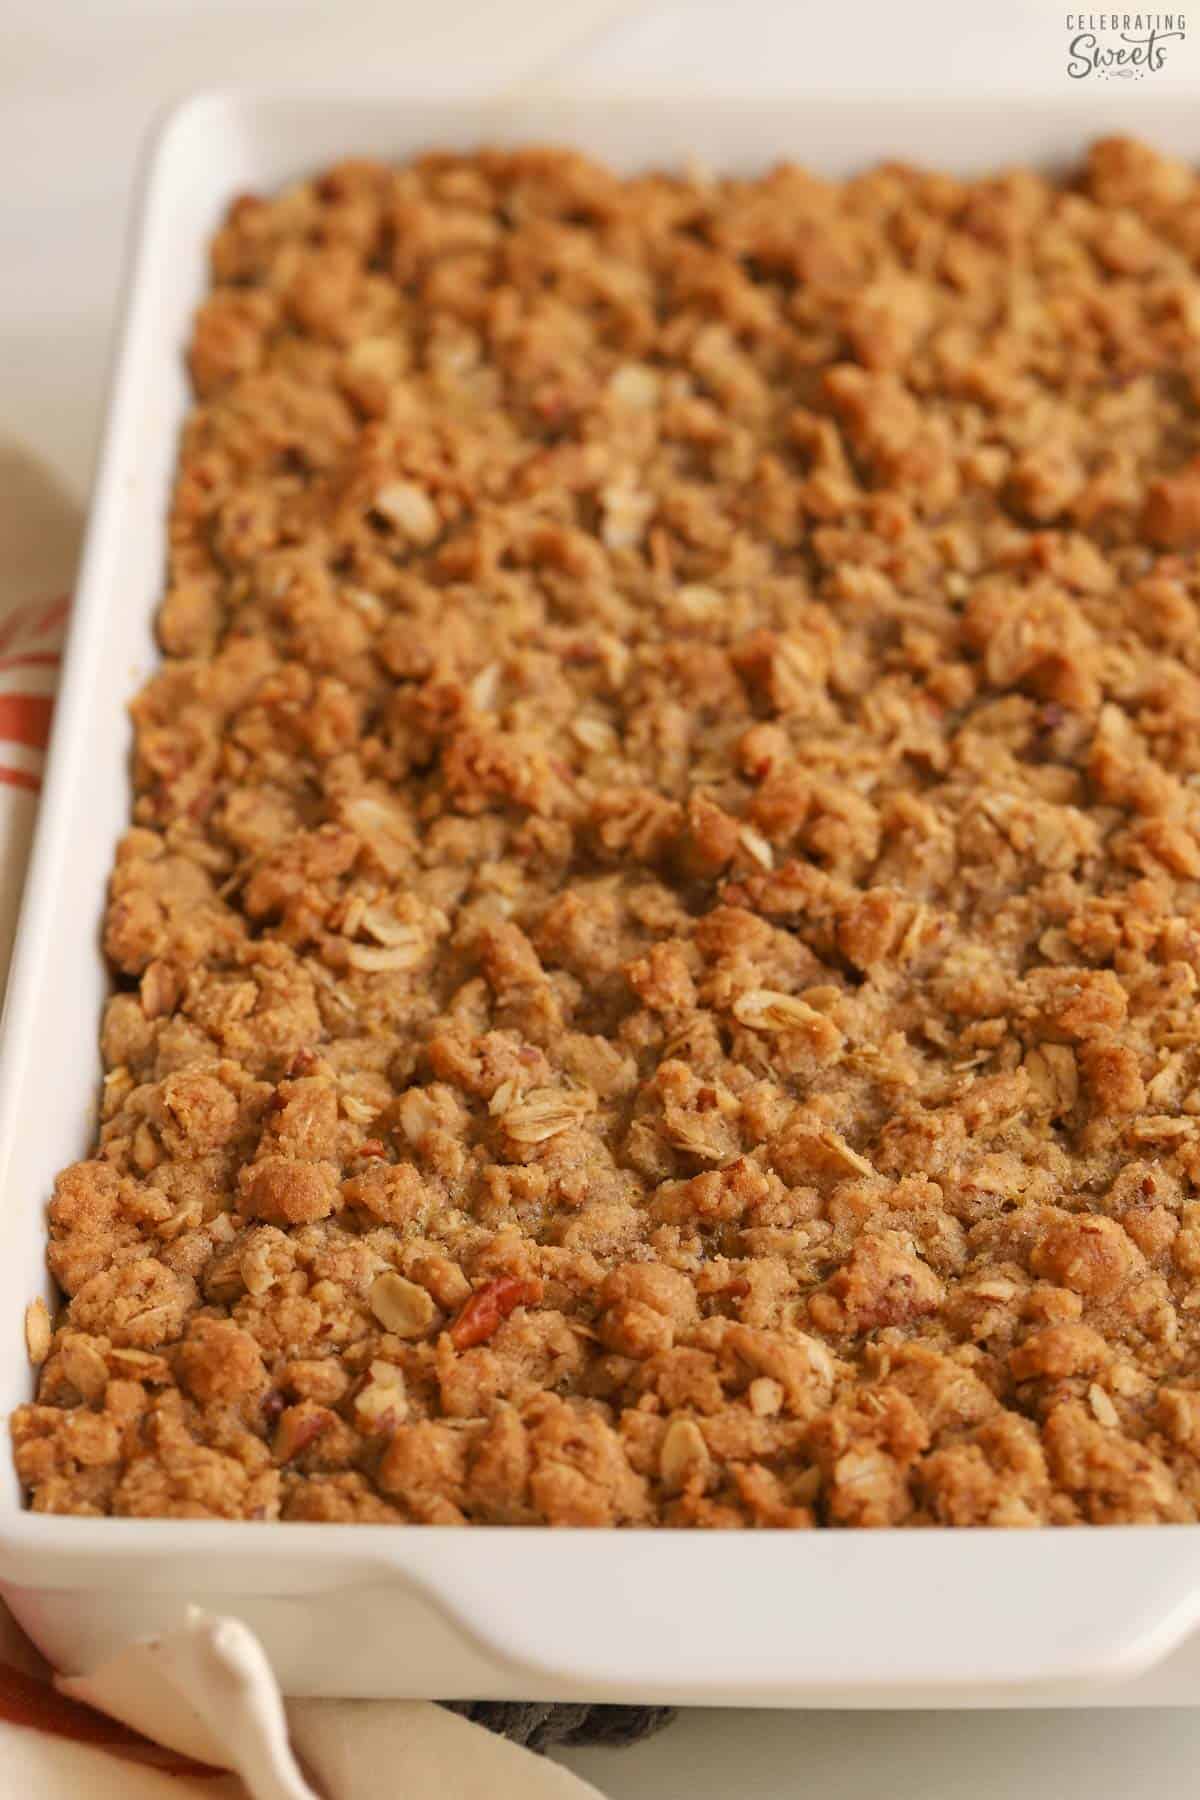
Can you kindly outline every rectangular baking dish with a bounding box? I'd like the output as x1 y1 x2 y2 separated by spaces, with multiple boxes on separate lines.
7 87 1200 1707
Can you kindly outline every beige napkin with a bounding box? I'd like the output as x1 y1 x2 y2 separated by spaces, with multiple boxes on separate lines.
58 1608 603 1799
0 463 604 1800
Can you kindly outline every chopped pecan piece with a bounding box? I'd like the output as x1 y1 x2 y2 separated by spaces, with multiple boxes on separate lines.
448 1276 544 1350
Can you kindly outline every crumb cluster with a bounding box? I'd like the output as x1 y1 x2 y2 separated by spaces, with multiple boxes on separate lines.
16 137 1200 1526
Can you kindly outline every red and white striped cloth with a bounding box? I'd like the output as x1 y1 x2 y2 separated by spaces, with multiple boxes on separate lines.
0 594 68 794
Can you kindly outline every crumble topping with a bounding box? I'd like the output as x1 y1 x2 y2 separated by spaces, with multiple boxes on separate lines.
16 136 1200 1526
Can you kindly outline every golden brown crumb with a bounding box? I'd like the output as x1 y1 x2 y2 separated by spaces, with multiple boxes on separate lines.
17 136 1200 1527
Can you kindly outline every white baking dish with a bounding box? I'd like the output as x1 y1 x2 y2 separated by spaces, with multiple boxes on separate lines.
7 87 1200 1707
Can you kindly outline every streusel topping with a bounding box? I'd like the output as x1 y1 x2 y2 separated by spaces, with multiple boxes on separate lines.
16 137 1200 1526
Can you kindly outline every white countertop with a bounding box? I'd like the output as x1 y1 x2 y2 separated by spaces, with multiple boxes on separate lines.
4 3 1200 1793
560 1703 1200 1798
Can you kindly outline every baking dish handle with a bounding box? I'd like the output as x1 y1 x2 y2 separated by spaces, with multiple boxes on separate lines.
400 1528 1200 1700
6 1519 1200 1698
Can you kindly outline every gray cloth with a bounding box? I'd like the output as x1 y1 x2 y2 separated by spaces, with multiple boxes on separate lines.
445 1701 678 1754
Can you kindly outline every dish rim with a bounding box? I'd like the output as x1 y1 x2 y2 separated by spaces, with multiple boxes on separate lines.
6 84 1200 1697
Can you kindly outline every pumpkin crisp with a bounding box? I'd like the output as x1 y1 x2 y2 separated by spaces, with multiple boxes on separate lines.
16 137 1200 1527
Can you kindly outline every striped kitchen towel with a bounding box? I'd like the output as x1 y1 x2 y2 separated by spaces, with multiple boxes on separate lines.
0 594 67 794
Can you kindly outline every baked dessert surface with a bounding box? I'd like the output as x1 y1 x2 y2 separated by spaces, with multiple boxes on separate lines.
14 137 1200 1527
